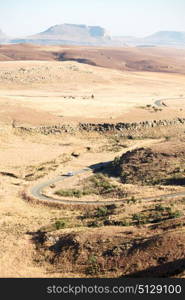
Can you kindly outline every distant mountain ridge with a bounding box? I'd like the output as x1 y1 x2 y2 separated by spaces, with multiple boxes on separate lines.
0 25 185 46
144 31 185 45
10 24 116 46
115 31 185 46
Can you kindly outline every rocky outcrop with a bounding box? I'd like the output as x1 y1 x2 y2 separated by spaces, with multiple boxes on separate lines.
17 117 185 135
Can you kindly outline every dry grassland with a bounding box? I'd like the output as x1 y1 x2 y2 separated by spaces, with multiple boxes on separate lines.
0 45 185 277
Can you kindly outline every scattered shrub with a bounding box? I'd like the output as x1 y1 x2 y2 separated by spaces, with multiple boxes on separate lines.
155 204 166 212
55 188 90 198
96 207 108 217
54 220 66 230
87 221 101 228
85 255 101 275
132 213 148 225
127 196 137 204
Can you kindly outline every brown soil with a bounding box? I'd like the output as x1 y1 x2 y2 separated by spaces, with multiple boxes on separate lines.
33 222 185 277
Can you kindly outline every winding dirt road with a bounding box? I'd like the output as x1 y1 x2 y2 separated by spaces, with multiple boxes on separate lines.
30 97 185 205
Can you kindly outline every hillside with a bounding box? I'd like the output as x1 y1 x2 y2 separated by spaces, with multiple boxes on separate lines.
143 31 185 46
1 44 185 75
113 141 185 185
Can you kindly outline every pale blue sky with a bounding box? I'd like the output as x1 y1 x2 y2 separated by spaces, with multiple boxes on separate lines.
0 0 185 37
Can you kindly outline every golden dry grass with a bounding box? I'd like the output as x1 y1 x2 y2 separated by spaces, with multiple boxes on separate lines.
0 46 185 277
0 60 185 125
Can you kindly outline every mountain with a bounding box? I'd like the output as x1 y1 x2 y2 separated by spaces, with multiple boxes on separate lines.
115 31 185 47
143 31 185 46
5 26 185 47
10 23 120 46
39 24 107 38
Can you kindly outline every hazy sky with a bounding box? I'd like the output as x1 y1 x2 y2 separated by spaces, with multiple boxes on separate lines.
0 0 185 37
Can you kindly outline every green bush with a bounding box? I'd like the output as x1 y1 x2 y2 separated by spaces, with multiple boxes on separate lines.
54 220 66 230
85 255 101 275
127 196 137 204
96 207 108 217
132 213 148 225
168 210 183 219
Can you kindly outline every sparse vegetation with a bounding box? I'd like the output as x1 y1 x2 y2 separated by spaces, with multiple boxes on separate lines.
96 206 108 217
55 188 89 198
140 104 163 113
126 196 137 204
54 219 66 230
112 145 185 186
131 205 183 226
85 255 101 275
1 44 185 279
55 174 127 199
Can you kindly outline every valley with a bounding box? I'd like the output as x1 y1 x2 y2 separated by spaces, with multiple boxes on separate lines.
0 45 185 278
